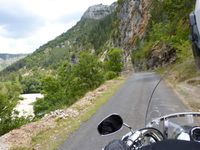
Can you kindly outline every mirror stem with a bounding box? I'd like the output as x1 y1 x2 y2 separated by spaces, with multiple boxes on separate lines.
123 123 134 133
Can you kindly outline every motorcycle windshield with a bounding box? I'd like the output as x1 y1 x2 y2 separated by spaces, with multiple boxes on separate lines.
147 112 200 139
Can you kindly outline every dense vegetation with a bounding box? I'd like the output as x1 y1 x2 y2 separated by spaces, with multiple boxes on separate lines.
34 49 123 117
0 47 123 134
132 0 195 76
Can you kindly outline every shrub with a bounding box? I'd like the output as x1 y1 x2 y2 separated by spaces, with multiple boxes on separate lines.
0 82 30 135
104 71 117 80
34 52 105 117
104 48 123 74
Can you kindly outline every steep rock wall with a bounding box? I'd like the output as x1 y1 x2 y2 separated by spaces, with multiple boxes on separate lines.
118 0 152 52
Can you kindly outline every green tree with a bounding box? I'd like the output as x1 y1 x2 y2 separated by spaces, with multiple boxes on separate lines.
105 48 123 74
34 75 65 116
0 82 29 135
34 52 104 117
71 52 104 97
21 76 42 93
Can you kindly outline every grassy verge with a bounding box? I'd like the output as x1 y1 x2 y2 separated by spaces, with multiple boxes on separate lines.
11 77 125 150
156 59 200 85
156 59 200 112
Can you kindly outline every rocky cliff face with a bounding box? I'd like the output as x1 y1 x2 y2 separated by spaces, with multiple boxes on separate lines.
147 42 177 69
82 3 117 20
118 0 152 51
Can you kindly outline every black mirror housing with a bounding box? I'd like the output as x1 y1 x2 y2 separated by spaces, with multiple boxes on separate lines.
97 114 123 136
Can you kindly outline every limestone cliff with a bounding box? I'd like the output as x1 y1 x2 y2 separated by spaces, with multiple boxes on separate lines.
82 3 117 20
118 0 152 51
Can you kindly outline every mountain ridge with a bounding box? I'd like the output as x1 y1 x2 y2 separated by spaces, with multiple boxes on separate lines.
0 53 27 71
0 2 118 77
82 3 117 20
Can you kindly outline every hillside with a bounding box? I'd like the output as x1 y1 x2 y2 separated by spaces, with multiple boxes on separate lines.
0 3 117 77
0 54 27 71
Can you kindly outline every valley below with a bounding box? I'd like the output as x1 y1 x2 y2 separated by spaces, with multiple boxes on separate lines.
0 54 27 71
14 94 44 118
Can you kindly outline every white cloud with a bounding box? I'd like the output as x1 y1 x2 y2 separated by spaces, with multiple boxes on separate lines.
0 0 116 54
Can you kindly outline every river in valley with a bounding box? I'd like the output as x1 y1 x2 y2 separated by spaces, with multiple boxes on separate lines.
14 93 43 118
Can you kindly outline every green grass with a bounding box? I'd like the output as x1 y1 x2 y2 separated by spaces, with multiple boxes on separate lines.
156 59 200 85
11 77 125 150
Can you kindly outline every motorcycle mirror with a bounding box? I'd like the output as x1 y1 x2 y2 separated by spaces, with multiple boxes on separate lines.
97 114 123 136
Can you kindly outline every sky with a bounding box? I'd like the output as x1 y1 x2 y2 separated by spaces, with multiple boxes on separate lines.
0 0 116 54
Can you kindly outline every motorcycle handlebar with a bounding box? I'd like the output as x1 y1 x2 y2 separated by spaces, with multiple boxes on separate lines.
125 128 164 149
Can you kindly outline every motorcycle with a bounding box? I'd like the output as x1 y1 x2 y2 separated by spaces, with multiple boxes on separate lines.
97 78 200 149
97 112 200 149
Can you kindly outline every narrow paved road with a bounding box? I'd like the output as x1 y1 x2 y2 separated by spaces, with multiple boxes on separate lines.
58 72 188 150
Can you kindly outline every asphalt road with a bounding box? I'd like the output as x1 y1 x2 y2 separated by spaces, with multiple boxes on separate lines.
58 72 188 150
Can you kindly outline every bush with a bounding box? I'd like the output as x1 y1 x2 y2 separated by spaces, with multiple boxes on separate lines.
34 76 65 117
0 117 30 136
34 52 105 117
104 48 123 74
34 98 50 117
104 71 117 80
21 76 42 93
0 82 30 135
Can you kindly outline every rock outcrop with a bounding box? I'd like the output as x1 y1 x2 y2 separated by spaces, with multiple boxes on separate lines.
118 0 152 51
133 42 177 71
82 3 117 20
146 42 177 69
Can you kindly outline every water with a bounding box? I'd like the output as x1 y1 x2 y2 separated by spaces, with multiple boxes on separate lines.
14 93 43 118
